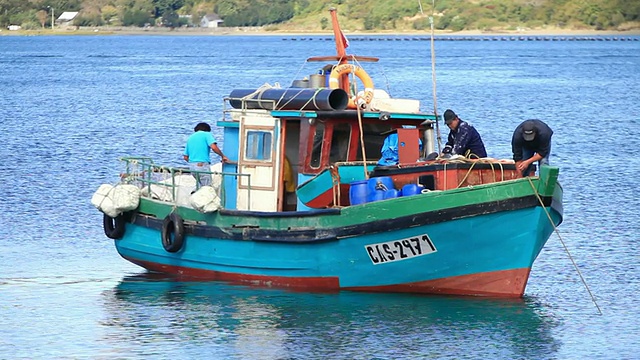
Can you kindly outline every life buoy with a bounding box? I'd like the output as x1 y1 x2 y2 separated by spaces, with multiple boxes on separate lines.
328 64 374 109
161 212 184 253
103 213 126 239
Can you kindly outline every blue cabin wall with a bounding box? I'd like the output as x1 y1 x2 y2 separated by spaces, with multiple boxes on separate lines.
219 121 239 209
296 173 314 211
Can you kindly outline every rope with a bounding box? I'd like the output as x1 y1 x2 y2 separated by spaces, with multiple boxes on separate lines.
356 96 369 180
240 82 278 100
526 177 602 315
442 161 447 190
276 87 320 111
434 156 511 188
239 81 320 112
488 161 496 183
456 160 478 188
380 66 392 96
330 166 341 207
343 70 369 179
290 60 310 88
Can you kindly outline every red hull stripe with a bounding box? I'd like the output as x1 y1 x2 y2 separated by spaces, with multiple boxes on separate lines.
344 268 531 297
126 257 340 290
126 256 530 297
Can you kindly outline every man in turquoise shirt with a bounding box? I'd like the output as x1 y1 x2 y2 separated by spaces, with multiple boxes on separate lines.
183 122 229 187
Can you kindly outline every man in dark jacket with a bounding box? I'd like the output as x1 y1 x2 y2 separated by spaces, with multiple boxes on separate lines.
512 119 553 176
441 109 487 158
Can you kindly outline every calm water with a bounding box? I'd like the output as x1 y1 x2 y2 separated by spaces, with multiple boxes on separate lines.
1 34 639 359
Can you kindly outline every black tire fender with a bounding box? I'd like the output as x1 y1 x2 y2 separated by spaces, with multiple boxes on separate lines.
103 213 126 239
161 212 184 253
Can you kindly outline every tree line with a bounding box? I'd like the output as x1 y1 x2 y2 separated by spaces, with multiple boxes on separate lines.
1 0 638 31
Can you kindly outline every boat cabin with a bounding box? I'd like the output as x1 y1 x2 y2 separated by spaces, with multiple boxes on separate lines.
214 10 523 213
218 91 440 212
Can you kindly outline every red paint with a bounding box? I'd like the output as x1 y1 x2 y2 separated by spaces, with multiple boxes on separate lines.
301 183 350 208
345 268 531 297
397 128 421 164
125 256 531 298
301 188 334 208
125 257 341 290
388 162 522 190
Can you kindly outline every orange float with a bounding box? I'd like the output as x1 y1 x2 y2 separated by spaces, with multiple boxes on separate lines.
328 64 374 109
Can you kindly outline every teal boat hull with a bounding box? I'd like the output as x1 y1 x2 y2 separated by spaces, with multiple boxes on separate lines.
113 174 562 297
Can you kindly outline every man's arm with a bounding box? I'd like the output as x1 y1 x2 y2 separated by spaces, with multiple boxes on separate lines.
517 153 542 172
210 143 229 163
442 132 455 154
452 125 472 155
536 135 551 158
512 135 523 162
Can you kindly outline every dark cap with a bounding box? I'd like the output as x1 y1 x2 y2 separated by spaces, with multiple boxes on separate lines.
444 109 457 124
522 120 536 141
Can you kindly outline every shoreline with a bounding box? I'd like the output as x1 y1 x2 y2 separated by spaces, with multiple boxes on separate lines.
2 26 640 37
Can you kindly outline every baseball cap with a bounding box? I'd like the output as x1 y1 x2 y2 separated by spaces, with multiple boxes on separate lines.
522 120 536 141
444 109 457 124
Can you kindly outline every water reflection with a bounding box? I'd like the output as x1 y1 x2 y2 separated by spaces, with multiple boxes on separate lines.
102 273 561 359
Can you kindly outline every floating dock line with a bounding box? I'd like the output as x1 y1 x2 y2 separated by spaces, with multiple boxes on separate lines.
283 36 639 42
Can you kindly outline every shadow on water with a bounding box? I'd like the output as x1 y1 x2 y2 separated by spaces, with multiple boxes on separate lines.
101 273 562 359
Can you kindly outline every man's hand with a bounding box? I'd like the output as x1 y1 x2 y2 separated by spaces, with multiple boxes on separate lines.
516 160 528 172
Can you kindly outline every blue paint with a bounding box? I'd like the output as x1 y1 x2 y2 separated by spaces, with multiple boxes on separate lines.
296 173 315 210
222 126 240 209
337 164 374 184
297 170 333 206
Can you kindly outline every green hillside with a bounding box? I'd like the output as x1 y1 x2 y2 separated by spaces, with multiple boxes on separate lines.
2 0 639 32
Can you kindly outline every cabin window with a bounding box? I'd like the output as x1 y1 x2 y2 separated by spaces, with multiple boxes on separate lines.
356 123 390 161
330 123 350 163
245 130 272 161
310 123 325 168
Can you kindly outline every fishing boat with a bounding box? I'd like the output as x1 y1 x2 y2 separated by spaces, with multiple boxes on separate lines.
93 8 563 297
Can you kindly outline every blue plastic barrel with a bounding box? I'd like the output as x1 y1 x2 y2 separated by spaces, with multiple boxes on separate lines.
383 189 401 200
368 176 395 193
367 189 386 203
401 184 424 197
349 180 369 205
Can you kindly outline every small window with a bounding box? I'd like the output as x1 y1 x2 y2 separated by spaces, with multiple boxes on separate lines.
310 123 325 168
356 123 388 161
245 130 272 161
330 123 351 163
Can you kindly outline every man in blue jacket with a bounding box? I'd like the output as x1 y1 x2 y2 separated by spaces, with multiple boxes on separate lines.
441 109 487 158
512 119 553 176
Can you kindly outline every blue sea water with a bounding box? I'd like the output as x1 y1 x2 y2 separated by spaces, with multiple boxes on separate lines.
0 34 639 359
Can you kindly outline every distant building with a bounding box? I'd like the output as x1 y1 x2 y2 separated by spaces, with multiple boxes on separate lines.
200 14 223 28
56 12 79 27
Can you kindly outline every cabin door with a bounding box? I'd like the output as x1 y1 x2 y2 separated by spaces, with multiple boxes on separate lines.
236 114 281 211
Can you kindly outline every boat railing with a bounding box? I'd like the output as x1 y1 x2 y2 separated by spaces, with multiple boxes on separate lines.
119 157 252 209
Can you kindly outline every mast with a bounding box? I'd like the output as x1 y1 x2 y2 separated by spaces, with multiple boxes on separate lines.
329 7 350 94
